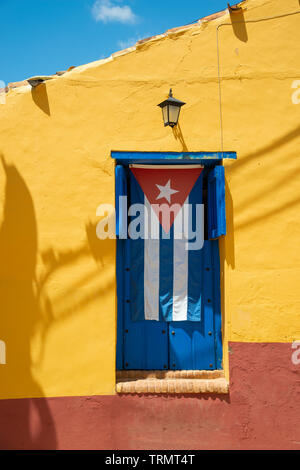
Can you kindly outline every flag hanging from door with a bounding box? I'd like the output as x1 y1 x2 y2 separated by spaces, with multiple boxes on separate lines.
129 164 204 322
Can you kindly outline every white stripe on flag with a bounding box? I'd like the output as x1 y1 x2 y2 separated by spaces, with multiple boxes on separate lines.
144 196 160 320
172 198 189 321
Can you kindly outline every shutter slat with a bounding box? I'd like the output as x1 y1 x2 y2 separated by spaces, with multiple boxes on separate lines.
207 166 226 239
115 165 127 238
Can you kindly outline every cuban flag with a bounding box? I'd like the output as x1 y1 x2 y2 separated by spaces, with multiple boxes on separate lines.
129 164 204 322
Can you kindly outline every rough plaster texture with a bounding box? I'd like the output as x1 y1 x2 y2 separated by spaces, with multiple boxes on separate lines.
0 0 299 401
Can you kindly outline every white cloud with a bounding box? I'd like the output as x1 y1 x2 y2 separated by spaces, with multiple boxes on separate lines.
117 36 141 49
92 0 138 24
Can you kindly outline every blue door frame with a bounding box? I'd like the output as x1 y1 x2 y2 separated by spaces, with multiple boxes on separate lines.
112 151 236 371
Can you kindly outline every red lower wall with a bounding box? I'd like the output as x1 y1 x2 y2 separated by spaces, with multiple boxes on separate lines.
0 342 299 450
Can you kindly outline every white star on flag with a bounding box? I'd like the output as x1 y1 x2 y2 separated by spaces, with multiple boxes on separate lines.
155 179 179 204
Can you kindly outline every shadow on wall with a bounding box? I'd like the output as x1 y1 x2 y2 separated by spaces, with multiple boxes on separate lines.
223 178 235 270
0 156 57 449
0 155 115 449
172 123 188 152
228 124 300 232
31 84 50 116
229 6 248 43
34 222 115 367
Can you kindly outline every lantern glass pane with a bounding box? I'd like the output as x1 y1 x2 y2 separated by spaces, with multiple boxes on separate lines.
168 105 180 125
162 105 168 126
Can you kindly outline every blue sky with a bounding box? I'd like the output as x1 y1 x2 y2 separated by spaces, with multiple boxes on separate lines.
0 0 230 84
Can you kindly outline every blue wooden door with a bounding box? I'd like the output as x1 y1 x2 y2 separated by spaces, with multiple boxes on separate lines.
116 165 224 370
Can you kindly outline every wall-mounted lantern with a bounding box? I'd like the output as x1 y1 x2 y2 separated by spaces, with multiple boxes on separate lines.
157 89 185 128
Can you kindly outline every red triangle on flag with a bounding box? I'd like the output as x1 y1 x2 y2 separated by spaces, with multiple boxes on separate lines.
130 166 203 233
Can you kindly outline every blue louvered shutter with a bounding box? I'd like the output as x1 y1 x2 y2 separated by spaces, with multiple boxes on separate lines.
207 165 226 239
115 165 127 238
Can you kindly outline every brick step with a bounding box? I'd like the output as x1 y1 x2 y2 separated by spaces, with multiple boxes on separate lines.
117 369 225 380
116 377 228 394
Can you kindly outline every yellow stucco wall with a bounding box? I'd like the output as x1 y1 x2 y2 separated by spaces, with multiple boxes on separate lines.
0 0 299 398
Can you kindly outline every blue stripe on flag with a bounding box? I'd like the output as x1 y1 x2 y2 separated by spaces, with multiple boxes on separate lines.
129 171 145 321
187 172 204 321
159 223 174 322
